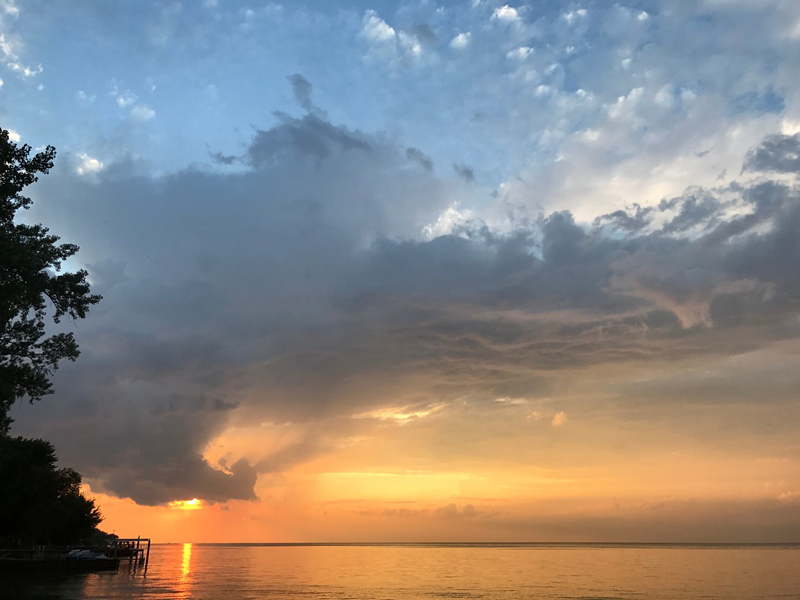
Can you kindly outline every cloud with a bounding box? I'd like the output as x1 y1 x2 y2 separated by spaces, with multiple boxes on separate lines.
12 90 455 505
452 162 476 183
110 81 154 122
506 47 533 61
76 90 96 104
422 205 474 238
450 32 471 49
493 496 800 542
551 411 567 427
247 112 371 166
75 153 104 176
563 8 588 25
361 10 396 44
492 6 520 22
406 147 434 171
411 24 438 48
131 104 155 122
209 150 238 165
0 6 42 81
6 60 41 77
353 402 444 425
289 73 314 114
357 503 500 520
0 1 19 17
113 88 137 108
743 133 800 173
11 58 800 512
359 10 426 64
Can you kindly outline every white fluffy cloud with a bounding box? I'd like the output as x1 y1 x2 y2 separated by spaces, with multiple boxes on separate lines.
361 10 396 44
562 8 588 24
75 153 104 176
492 5 519 22
506 46 532 60
450 32 470 49
0 6 42 80
358 9 429 65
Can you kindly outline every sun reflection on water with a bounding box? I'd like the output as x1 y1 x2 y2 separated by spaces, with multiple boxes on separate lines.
180 543 192 582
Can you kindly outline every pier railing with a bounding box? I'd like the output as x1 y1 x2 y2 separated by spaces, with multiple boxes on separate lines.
107 537 151 570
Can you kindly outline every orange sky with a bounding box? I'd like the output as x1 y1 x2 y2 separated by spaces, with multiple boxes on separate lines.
88 341 800 543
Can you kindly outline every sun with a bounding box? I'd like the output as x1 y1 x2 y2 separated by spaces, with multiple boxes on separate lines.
168 498 203 510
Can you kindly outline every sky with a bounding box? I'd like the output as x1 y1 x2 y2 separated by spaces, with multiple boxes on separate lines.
4 0 800 542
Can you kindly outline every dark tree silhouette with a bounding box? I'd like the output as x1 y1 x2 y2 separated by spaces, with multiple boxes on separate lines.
0 436 102 545
0 127 104 546
0 128 101 433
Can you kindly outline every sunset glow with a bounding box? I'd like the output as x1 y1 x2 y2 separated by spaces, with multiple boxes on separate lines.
7 0 800 545
169 499 203 511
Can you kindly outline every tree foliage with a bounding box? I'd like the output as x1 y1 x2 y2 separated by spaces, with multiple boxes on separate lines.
0 128 101 433
0 127 104 546
0 436 102 545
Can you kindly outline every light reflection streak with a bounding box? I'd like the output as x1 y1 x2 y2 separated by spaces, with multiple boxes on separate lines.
180 542 193 594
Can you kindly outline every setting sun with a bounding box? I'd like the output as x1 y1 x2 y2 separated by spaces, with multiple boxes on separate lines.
168 499 202 510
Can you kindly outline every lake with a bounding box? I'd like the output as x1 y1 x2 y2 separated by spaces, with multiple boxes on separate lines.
4 543 799 599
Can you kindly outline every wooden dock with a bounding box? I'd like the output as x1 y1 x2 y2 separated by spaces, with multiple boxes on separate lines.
0 535 151 572
106 537 151 570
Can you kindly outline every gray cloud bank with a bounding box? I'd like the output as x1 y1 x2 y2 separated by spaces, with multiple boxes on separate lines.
11 95 800 507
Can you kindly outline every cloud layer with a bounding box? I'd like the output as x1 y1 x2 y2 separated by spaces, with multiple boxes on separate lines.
12 90 800 507
3 1 800 540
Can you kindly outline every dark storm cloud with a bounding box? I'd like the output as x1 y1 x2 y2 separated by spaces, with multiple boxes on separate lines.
12 101 452 505
12 114 800 506
92 400 259 506
743 133 800 174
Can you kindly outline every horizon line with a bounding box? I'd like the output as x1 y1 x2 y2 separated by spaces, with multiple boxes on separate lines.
152 541 800 547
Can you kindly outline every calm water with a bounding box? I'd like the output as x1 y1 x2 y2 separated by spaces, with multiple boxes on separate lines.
4 544 799 600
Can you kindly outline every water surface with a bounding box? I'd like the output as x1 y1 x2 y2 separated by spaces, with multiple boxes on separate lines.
5 543 799 599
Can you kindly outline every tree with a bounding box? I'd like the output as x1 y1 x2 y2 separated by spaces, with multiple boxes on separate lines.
0 128 101 433
0 128 105 546
0 435 102 545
